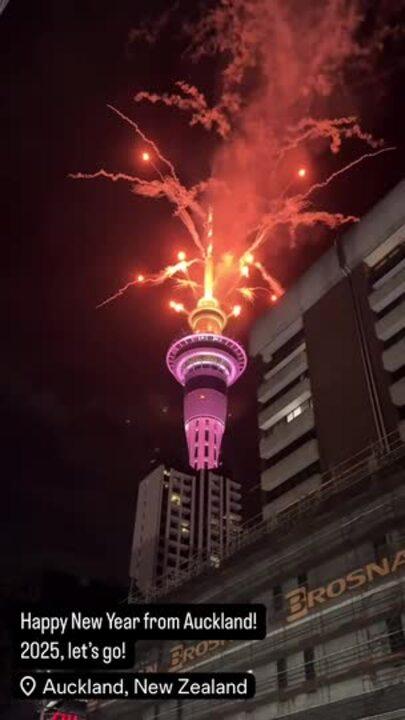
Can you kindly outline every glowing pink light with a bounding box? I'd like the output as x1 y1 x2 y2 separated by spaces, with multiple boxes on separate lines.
167 334 247 469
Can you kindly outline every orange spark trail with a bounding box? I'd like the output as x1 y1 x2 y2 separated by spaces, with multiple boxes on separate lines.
96 280 138 308
254 263 284 298
303 146 396 199
70 107 207 255
107 104 179 179
135 81 233 138
246 198 358 256
279 116 383 160
69 169 143 183
236 286 276 301
96 258 199 309
72 0 402 325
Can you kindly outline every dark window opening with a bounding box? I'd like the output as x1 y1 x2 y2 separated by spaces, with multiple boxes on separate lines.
273 585 283 612
261 429 316 471
263 462 321 504
263 329 305 374
260 371 309 410
298 572 308 589
277 658 287 690
373 290 405 321
387 615 405 653
390 363 405 385
369 243 405 287
304 647 316 680
382 324 405 351
373 535 388 562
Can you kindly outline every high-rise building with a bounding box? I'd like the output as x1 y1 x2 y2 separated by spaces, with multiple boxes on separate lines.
250 180 405 519
129 464 242 596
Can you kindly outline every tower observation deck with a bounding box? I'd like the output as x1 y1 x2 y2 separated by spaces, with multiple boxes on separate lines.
167 245 247 470
167 331 246 469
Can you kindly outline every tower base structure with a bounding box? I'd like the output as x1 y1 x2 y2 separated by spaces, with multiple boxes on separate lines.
167 333 247 470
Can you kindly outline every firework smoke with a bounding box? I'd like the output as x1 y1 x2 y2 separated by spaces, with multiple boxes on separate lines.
72 0 401 315
134 0 399 253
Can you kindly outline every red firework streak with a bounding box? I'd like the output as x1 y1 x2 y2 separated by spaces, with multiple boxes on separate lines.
70 0 397 468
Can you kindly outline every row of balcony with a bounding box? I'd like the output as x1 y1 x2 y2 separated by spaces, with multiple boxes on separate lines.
262 437 320 493
259 375 311 431
369 246 405 444
369 259 405 313
375 298 405 342
258 337 320 509
259 345 307 404
260 405 315 460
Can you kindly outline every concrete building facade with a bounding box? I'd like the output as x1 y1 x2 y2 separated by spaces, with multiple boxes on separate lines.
101 432 405 720
129 464 242 596
250 181 405 519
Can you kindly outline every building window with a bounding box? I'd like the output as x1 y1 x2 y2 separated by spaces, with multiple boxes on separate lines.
273 585 283 612
171 492 181 506
373 535 388 562
304 647 316 680
297 572 308 589
287 405 303 423
261 398 313 440
387 615 405 653
276 658 287 689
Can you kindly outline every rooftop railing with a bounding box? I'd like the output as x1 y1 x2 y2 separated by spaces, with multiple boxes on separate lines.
129 429 405 603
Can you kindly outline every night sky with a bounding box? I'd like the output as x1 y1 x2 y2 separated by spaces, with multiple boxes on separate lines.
1 0 404 587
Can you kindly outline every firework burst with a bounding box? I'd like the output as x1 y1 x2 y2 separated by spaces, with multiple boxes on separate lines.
71 0 400 332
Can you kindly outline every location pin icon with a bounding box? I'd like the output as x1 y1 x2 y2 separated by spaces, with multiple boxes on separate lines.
20 676 36 697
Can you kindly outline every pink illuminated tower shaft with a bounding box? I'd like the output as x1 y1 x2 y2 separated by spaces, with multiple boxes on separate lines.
167 300 247 470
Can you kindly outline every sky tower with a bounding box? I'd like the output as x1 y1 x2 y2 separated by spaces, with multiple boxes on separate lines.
167 244 247 470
